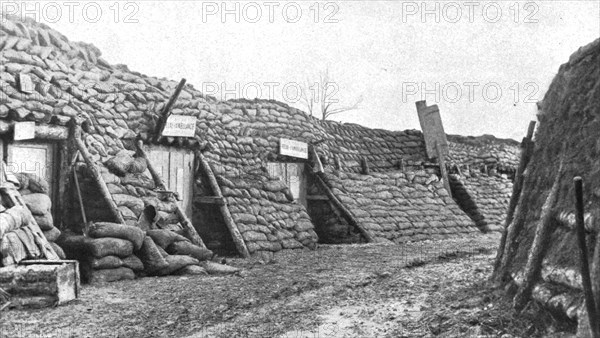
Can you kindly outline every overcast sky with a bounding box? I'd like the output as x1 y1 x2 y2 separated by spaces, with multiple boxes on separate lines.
5 1 599 140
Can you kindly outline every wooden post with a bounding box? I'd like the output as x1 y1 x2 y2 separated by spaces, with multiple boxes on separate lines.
512 157 564 311
72 125 126 225
312 171 374 242
436 142 452 197
195 151 250 258
360 157 370 175
310 146 324 173
494 121 536 275
574 177 600 338
135 140 207 249
154 78 187 142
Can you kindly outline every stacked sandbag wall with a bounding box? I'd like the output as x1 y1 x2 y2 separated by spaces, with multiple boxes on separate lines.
57 224 211 283
13 172 65 259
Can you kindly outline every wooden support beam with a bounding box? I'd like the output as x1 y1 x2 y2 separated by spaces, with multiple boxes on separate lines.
436 141 452 197
194 196 226 206
512 157 564 311
196 151 250 258
136 140 207 249
573 177 600 338
494 121 536 275
360 157 370 175
72 124 126 225
312 171 374 243
0 120 69 140
306 195 329 201
310 146 324 173
153 78 187 142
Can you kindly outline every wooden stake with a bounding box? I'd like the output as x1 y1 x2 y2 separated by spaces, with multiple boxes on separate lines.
72 166 87 226
574 177 600 338
436 142 452 197
195 150 250 257
135 140 207 249
154 78 187 142
72 125 126 224
360 157 370 175
512 157 564 311
494 121 536 275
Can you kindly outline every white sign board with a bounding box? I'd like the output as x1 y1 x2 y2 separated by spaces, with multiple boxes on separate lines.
279 138 308 159
161 115 196 138
14 122 35 141
18 73 34 94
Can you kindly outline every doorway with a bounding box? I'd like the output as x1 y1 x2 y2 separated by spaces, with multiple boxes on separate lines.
266 162 307 208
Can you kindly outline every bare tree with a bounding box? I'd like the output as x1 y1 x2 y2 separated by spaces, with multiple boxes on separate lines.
300 69 363 121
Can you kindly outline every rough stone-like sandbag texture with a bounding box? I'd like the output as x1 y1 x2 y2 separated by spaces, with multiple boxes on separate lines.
90 255 123 270
21 193 51 216
88 222 145 250
175 265 208 276
137 236 169 274
503 39 600 281
166 241 213 261
23 173 50 194
450 174 513 232
49 242 66 259
58 235 133 259
157 255 200 276
42 226 61 242
321 168 478 243
33 213 54 231
146 229 189 249
89 267 135 284
447 134 520 177
122 255 144 272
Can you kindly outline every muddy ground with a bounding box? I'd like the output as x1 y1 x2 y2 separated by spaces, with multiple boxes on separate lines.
0 233 572 337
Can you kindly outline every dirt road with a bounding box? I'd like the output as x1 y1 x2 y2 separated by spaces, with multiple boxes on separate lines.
1 233 535 338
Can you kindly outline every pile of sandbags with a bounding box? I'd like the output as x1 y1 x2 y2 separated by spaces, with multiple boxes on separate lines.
57 224 214 283
105 150 148 177
15 173 65 259
0 206 43 266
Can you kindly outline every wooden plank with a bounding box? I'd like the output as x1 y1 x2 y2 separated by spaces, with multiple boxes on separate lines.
436 142 452 197
493 121 536 276
416 101 448 158
306 195 329 200
195 196 226 205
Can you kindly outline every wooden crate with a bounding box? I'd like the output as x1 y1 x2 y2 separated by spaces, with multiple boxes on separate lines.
0 260 80 309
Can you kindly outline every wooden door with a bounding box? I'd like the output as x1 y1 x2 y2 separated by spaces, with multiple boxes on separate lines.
267 162 307 208
146 146 195 218
6 141 57 211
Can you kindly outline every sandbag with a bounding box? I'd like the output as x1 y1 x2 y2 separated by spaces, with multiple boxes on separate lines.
49 242 65 259
157 245 169 258
0 206 29 238
167 241 213 261
13 172 29 190
88 222 145 250
42 226 61 242
21 193 52 215
105 153 134 177
122 255 144 272
175 265 208 276
90 255 123 270
18 189 32 196
201 261 241 275
147 229 189 249
33 213 54 231
23 173 50 194
128 157 148 174
158 255 200 276
56 235 92 260
89 267 135 284
15 227 41 259
121 174 155 190
86 237 134 258
137 236 168 273
112 194 144 215
1 232 26 266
